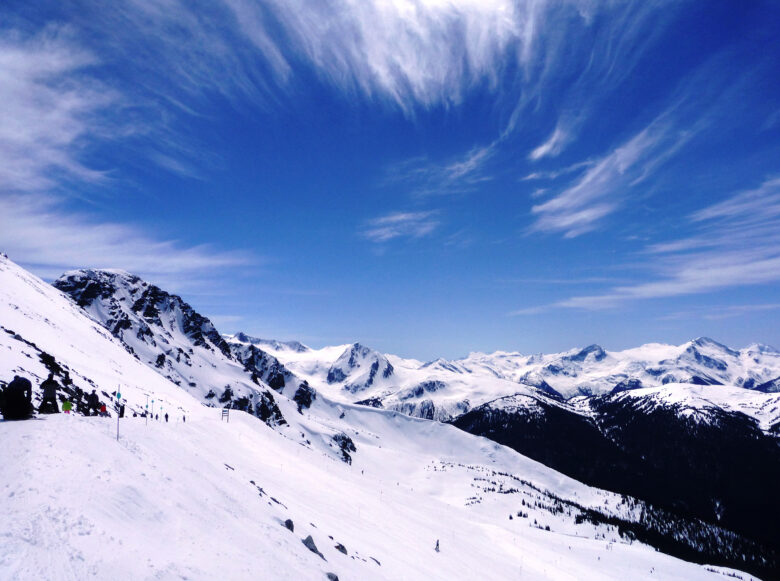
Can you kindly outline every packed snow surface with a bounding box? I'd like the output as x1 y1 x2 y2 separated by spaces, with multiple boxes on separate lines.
0 410 756 581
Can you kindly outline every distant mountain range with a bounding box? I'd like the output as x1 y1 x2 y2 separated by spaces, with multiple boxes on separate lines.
228 332 780 421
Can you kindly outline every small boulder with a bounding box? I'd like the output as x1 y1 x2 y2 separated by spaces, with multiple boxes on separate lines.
334 543 347 555
326 574 339 581
283 519 294 532
302 535 325 560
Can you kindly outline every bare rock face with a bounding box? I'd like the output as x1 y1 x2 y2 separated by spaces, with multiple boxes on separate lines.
293 382 316 412
332 433 356 464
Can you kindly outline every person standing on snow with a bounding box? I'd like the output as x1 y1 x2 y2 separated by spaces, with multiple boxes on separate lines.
62 400 73 414
87 389 100 416
164 412 169 422
0 376 33 420
99 403 108 417
38 374 60 414
74 386 85 414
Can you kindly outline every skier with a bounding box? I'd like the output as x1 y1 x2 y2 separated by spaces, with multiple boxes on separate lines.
182 415 186 423
73 386 85 414
62 400 73 414
164 412 169 423
87 389 100 416
435 540 440 553
99 403 108 417
0 376 34 420
38 373 60 414
155 414 158 421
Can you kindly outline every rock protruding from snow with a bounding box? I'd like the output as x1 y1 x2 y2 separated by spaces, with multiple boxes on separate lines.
230 342 293 391
302 535 325 560
331 433 356 464
293 382 316 413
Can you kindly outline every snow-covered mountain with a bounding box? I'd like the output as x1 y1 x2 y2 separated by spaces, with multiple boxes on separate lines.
230 331 309 354
245 335 780 422
1 255 778 578
52 268 306 424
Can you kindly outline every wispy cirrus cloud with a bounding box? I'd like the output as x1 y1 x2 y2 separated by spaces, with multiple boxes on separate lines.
361 210 439 243
258 0 525 113
525 48 769 239
2 1 687 199
528 123 568 161
513 177 780 314
0 194 252 289
386 144 496 197
660 303 780 322
529 115 692 238
0 26 115 193
521 160 595 183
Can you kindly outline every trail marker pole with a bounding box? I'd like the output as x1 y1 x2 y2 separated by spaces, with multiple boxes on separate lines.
116 388 122 441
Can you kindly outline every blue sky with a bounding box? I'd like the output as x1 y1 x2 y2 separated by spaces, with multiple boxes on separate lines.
1 0 779 359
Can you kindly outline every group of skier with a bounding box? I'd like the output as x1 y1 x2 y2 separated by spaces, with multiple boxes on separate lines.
1 375 187 424
0 374 105 420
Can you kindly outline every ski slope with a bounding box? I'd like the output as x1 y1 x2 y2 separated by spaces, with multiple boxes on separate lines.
0 407 755 581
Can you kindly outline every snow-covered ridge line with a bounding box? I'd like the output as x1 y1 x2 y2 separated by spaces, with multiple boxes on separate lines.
230 332 780 425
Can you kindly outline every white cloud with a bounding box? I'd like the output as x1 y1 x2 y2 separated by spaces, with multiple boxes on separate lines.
260 0 524 112
529 117 690 237
361 210 439 242
0 195 252 288
514 177 780 313
528 124 568 160
0 26 115 193
0 1 686 199
385 144 496 196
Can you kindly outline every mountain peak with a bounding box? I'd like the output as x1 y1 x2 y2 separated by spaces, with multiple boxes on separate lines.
227 332 309 353
689 337 726 349
326 342 394 391
743 342 778 355
565 344 607 363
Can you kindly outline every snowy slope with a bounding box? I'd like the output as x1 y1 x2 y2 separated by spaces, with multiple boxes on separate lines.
592 383 780 431
0 407 760 581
